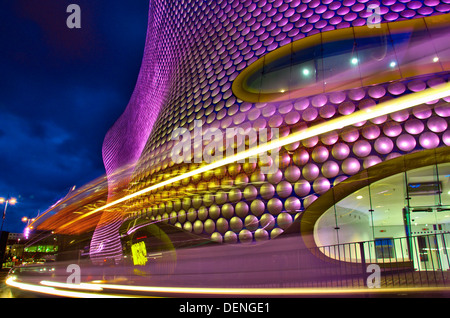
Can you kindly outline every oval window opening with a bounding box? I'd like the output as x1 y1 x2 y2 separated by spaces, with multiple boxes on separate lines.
232 14 450 103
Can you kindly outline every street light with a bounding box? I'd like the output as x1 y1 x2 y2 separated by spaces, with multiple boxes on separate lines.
22 216 35 239
0 196 17 233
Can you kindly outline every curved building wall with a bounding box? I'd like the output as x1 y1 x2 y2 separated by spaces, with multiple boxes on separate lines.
93 0 450 262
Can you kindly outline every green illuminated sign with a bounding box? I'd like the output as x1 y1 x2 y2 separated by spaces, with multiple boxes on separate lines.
24 245 58 253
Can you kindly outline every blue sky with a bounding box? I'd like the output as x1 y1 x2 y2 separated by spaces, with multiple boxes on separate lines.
0 0 149 232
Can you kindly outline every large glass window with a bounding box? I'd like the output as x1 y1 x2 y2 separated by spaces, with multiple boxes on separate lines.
314 161 450 270
234 14 450 103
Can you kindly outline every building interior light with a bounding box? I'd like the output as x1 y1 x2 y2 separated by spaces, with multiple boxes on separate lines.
351 57 358 65
356 195 363 200
390 61 396 68
433 57 439 62
303 69 310 76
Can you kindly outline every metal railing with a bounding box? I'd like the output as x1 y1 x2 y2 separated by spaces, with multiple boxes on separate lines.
307 233 450 288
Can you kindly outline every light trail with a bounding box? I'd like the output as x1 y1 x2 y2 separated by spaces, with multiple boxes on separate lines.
40 280 104 291
6 276 450 297
57 82 450 230
5 277 135 298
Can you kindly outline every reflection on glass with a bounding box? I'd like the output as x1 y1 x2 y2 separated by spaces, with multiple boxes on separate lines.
321 28 362 92
290 46 322 93
354 24 401 86
427 15 450 70
389 18 442 78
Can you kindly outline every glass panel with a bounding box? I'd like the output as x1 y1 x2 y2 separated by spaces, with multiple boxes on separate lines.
369 173 407 240
245 64 263 95
314 205 340 248
407 165 441 238
260 53 292 94
389 18 442 78
438 162 450 206
321 28 362 92
353 24 402 86
334 186 372 245
406 165 440 208
289 39 324 99
425 15 450 71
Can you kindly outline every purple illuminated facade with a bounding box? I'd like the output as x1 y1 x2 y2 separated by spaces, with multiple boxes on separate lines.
90 0 450 265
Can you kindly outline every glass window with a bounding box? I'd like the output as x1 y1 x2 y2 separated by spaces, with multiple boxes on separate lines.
354 24 402 86
369 173 408 241
260 55 292 94
321 28 362 92
389 18 442 78
425 16 450 71
290 42 324 98
438 162 450 207
234 16 450 103
314 160 450 265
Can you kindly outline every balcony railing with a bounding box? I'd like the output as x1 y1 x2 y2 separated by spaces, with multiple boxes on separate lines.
307 233 450 288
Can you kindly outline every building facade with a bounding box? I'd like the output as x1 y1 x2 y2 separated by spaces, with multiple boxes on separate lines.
89 0 450 271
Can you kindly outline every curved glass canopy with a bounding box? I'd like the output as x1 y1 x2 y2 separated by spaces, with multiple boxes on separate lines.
233 14 450 103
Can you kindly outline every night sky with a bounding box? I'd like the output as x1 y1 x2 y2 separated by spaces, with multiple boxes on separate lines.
0 1 149 233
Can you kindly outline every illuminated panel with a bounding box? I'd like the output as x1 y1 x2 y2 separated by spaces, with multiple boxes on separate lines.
131 241 148 266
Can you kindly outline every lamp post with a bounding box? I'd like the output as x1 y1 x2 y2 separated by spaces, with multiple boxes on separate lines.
22 216 35 239
0 196 17 233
